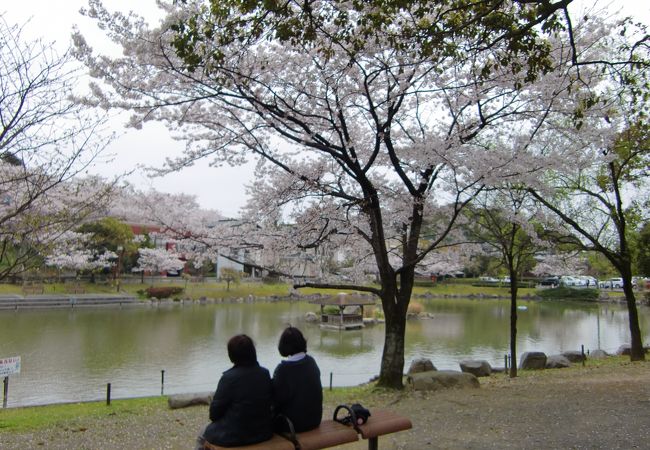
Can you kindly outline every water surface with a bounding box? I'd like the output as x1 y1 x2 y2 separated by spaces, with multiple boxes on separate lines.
0 298 647 407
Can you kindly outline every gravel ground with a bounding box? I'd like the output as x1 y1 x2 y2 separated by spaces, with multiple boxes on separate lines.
1 361 649 450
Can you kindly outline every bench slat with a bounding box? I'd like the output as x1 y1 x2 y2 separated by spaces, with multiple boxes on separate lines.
356 409 412 439
293 419 359 450
204 434 294 450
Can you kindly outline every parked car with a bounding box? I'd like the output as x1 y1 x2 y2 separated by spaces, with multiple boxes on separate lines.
478 276 499 283
540 276 559 287
576 276 598 287
560 275 580 287
599 277 623 289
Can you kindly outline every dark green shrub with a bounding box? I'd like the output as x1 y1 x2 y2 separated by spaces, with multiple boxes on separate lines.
322 305 340 314
145 286 184 299
536 287 599 301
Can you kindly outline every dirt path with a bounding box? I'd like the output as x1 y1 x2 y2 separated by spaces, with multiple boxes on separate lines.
1 361 649 449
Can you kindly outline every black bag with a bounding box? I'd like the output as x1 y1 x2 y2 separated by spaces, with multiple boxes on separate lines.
334 403 372 427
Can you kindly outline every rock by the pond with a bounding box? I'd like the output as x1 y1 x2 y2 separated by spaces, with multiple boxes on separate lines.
459 360 492 377
520 351 547 370
408 358 436 374
546 355 572 369
561 350 586 363
407 370 480 391
304 311 319 323
590 349 609 359
168 392 212 409
616 344 631 355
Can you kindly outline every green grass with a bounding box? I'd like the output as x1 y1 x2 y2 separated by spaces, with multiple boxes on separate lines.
0 397 167 433
412 282 536 297
6 279 620 302
0 386 380 434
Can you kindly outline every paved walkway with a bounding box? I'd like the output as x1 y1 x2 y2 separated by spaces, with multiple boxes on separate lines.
0 293 139 309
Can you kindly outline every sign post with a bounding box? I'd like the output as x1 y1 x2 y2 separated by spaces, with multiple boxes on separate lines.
0 356 21 408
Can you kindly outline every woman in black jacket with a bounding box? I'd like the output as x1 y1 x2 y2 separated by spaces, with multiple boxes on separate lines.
272 326 323 432
197 334 273 448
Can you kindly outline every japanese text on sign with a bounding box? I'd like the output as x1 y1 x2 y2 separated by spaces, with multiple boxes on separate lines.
0 356 21 376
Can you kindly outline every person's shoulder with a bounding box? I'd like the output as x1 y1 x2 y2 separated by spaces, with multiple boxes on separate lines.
304 354 320 366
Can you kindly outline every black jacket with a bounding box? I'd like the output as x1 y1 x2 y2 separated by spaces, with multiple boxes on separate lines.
204 363 273 447
272 354 323 432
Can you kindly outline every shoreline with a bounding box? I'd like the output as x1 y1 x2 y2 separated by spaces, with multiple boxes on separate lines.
0 287 635 311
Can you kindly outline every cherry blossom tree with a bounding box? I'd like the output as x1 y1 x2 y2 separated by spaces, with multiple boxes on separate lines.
0 15 114 280
132 247 186 284
75 0 637 387
45 231 117 277
531 253 587 277
528 122 649 360
523 20 650 361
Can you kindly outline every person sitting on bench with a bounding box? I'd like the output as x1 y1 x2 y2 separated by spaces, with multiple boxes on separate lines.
272 326 323 432
196 334 273 449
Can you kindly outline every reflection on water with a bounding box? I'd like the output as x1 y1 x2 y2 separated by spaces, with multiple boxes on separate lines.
0 298 647 407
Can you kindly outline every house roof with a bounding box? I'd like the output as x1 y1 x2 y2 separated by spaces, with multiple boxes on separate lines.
309 293 377 306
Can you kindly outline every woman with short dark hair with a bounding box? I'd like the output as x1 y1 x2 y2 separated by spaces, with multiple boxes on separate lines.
197 334 273 448
272 326 323 432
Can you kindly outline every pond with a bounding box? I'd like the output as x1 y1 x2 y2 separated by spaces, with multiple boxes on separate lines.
0 298 648 407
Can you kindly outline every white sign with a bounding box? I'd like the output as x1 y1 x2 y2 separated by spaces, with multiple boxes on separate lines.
0 356 21 377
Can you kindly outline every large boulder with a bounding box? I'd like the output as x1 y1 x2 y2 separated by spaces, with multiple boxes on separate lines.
546 355 571 369
459 360 492 377
590 349 609 359
168 392 212 409
407 370 479 391
561 351 586 363
519 352 547 370
407 358 436 374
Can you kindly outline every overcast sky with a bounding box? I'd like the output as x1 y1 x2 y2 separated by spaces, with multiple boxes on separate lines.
3 1 648 216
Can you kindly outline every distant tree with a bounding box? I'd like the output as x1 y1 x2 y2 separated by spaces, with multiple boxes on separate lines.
132 247 186 285
220 267 242 291
634 222 650 277
45 231 116 278
463 190 546 378
77 217 137 282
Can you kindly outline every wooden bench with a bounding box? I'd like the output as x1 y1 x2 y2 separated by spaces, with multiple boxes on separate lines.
204 408 411 450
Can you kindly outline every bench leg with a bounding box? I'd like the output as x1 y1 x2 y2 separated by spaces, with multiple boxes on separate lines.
368 437 378 450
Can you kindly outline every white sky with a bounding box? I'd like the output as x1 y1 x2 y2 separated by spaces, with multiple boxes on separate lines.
3 1 649 216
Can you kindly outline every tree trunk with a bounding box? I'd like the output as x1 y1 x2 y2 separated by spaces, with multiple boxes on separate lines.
621 281 645 361
377 292 408 389
509 274 518 378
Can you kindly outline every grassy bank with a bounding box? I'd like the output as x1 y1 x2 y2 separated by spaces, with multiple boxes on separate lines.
1 279 629 302
0 280 541 300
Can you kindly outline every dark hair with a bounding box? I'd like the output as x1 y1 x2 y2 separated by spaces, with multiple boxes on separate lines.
278 326 307 357
227 334 258 366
